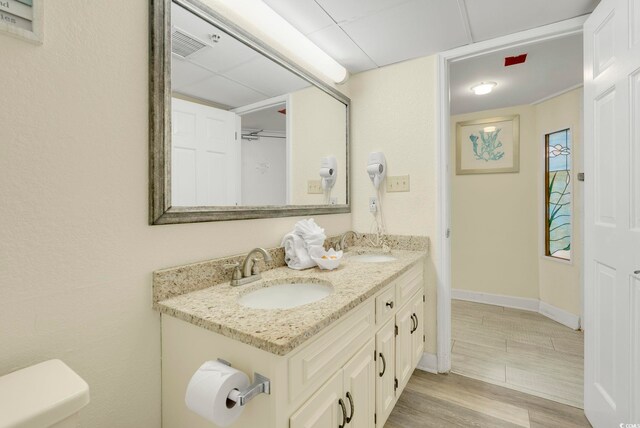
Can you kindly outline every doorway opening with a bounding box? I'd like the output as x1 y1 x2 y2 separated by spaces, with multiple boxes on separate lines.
436 17 587 408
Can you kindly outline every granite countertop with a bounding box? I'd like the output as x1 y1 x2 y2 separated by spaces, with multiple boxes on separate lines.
156 247 427 356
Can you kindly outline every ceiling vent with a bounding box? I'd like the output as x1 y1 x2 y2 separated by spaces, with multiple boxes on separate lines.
171 28 208 58
504 54 527 67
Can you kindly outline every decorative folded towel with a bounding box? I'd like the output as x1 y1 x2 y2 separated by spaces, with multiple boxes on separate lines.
281 233 315 270
293 218 326 248
281 219 327 270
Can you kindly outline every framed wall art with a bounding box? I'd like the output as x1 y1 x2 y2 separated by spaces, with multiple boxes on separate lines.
456 115 520 175
0 0 43 44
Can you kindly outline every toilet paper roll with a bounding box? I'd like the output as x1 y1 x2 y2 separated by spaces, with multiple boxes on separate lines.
185 361 250 427
319 167 334 177
367 163 383 175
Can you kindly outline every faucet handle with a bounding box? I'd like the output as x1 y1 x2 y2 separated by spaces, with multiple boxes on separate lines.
250 258 261 275
224 262 242 281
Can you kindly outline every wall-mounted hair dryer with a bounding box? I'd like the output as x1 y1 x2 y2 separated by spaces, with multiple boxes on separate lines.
320 156 337 191
367 152 386 189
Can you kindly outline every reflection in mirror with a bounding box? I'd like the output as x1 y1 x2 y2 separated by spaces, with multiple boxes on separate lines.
169 1 347 208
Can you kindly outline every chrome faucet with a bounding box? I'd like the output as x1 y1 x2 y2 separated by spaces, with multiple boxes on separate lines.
229 248 273 286
337 231 358 251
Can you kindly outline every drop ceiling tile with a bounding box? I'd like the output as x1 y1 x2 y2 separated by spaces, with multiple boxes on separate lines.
340 0 469 67
172 1 259 73
315 0 413 23
171 55 215 90
307 24 378 73
222 56 311 98
263 0 335 34
179 74 269 109
449 34 583 115
464 0 598 42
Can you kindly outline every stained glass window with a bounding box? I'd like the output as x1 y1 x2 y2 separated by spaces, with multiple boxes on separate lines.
545 129 572 260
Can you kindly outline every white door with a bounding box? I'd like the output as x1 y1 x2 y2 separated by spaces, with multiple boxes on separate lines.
171 98 240 206
584 0 640 425
342 339 375 428
375 319 396 426
290 371 343 428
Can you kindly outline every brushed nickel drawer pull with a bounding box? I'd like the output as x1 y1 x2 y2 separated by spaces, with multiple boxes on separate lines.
345 392 354 423
338 399 346 428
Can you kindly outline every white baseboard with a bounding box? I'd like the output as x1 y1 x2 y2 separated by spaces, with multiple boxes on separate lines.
452 289 539 312
416 352 438 374
452 289 580 330
539 301 581 330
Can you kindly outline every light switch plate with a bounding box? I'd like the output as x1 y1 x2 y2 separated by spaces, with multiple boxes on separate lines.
307 180 323 194
386 175 410 192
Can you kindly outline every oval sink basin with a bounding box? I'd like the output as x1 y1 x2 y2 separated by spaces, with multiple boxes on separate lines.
238 282 333 310
349 254 397 263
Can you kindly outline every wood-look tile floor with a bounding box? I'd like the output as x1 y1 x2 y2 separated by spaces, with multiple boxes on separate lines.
385 371 591 428
450 300 584 408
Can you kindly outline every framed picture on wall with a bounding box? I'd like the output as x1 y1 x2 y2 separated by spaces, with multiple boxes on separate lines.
0 0 43 44
456 115 520 175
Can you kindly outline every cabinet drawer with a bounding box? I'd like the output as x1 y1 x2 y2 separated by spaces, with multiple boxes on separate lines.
288 300 375 401
375 285 396 325
395 262 423 307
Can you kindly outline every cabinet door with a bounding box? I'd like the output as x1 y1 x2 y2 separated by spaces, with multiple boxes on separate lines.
395 301 414 393
375 319 396 426
411 292 425 368
290 371 344 428
343 339 375 428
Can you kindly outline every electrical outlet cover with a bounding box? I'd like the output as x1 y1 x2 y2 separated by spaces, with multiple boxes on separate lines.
369 197 378 213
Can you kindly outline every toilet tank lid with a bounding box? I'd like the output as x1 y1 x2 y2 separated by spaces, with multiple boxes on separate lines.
0 359 90 428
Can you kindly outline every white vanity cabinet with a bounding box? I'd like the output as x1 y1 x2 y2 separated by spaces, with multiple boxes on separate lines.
291 339 375 428
160 260 424 428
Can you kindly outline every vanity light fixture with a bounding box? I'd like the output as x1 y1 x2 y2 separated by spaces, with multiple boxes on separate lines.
216 0 348 84
471 82 497 95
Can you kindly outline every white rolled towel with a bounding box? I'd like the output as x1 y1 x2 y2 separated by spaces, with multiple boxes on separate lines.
294 218 326 248
281 233 316 270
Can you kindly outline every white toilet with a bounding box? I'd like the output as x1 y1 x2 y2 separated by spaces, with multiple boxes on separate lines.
0 359 90 428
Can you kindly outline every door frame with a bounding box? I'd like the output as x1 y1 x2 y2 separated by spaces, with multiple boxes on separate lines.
435 16 588 373
232 94 292 204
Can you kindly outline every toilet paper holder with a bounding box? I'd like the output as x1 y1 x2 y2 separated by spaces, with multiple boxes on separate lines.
218 359 271 406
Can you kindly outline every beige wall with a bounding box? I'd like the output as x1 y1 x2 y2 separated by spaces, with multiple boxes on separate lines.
451 88 583 316
451 105 540 299
0 2 350 427
345 55 439 353
535 88 583 316
289 86 347 205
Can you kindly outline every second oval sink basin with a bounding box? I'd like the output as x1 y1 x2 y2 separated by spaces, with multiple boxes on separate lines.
238 282 333 310
349 254 397 263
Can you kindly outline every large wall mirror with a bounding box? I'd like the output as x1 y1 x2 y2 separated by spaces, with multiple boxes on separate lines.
150 0 350 224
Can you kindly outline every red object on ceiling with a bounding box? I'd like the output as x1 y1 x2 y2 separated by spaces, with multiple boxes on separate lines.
278 108 286 115
504 54 527 66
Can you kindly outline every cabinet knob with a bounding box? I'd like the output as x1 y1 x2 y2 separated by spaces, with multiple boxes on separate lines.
385 301 394 309
634 270 640 275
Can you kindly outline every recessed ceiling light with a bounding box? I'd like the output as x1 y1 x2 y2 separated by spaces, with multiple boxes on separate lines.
471 82 497 95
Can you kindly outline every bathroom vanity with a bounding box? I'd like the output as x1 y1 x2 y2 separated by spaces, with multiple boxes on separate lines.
154 245 427 428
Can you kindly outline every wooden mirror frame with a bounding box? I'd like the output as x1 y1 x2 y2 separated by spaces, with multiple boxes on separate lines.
149 0 351 224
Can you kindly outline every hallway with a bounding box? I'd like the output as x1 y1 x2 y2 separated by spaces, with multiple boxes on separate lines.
451 300 584 407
